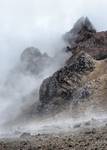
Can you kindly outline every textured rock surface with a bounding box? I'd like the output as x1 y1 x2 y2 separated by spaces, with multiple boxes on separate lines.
64 17 107 60
39 51 96 113
64 17 96 46
39 18 107 114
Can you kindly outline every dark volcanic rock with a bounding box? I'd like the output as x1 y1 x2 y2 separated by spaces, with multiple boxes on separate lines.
39 51 95 113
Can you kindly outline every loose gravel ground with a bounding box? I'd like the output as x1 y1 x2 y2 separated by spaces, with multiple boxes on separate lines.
0 124 107 150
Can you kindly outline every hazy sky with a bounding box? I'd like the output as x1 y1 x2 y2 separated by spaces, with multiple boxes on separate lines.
0 0 107 77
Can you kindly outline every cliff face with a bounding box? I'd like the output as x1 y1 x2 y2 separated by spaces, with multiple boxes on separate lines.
39 17 107 115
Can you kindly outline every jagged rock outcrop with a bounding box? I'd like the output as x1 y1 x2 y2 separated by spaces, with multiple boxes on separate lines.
64 17 107 60
39 51 96 113
38 17 107 115
64 17 96 46
20 47 52 75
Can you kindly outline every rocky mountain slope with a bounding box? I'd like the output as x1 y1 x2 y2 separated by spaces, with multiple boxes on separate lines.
38 17 107 116
1 17 107 150
3 17 107 124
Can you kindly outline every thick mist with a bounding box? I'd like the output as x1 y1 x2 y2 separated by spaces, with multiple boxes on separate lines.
0 0 107 77
0 0 107 137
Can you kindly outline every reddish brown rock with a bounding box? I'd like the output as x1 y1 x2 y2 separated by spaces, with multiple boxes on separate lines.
64 17 107 60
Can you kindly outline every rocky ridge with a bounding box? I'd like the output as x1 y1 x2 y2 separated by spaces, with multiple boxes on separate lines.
38 17 107 115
